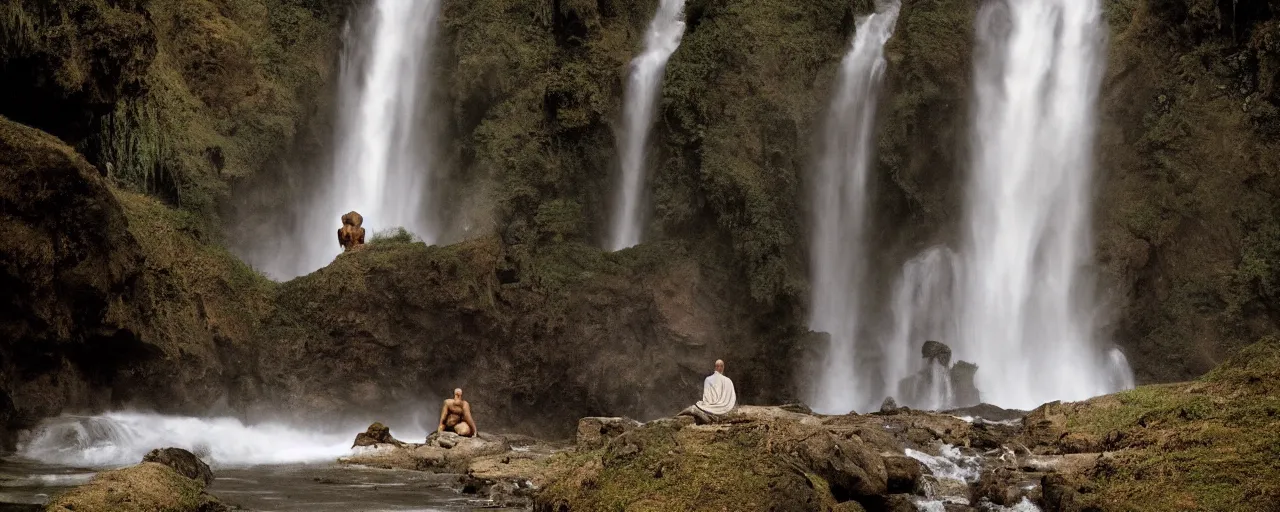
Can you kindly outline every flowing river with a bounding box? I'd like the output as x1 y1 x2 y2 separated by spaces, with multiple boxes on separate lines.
0 414 514 511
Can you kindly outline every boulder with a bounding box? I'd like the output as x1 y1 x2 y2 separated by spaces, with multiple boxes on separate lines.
883 455 924 494
879 397 902 414
790 431 888 500
576 417 641 450
415 433 511 470
46 462 227 512
1041 473 1084 512
142 447 213 486
352 422 404 448
921 340 953 367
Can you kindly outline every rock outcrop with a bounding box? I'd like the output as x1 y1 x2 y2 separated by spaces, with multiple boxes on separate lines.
895 340 983 410
352 422 404 448
576 417 642 450
47 448 226 512
142 447 214 486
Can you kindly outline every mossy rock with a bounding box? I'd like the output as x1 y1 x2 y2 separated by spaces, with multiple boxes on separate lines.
46 462 226 512
1040 336 1280 510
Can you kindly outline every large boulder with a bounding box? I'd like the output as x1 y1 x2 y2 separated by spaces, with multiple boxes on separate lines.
47 457 226 512
352 422 405 448
541 407 900 511
921 340 952 367
141 447 213 486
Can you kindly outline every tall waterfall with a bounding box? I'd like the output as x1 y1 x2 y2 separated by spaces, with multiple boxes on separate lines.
252 0 442 280
607 0 687 251
959 0 1132 409
808 0 901 415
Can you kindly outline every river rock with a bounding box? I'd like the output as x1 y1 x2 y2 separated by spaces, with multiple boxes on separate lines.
576 417 641 450
792 429 888 499
883 455 925 493
353 422 405 448
142 447 213 486
415 433 511 469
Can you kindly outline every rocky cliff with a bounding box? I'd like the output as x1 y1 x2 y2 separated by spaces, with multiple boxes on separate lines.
2 0 1280 445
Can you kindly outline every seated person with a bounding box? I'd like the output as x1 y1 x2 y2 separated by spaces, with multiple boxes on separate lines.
437 388 478 437
678 359 737 423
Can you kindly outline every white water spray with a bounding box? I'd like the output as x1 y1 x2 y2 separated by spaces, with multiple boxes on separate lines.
16 413 365 468
607 0 687 251
883 247 961 410
808 0 900 415
249 0 443 280
959 0 1132 409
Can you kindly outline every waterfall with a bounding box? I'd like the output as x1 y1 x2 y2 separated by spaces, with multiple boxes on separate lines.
808 0 901 415
959 0 1132 409
250 0 442 280
884 247 961 410
607 0 687 251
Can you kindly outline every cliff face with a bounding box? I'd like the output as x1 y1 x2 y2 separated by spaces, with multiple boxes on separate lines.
1 0 1280 439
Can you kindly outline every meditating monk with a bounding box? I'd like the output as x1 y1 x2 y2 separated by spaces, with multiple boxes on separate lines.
337 211 366 251
437 388 477 437
678 359 737 423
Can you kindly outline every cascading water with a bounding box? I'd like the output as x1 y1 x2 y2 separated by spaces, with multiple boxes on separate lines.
882 247 961 410
607 0 687 251
16 413 366 468
249 0 443 280
958 0 1132 409
808 0 901 415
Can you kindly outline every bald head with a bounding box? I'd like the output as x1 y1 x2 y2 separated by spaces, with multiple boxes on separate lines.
714 359 724 373
453 388 463 399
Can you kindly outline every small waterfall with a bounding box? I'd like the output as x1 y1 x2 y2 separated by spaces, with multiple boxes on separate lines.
959 0 1132 409
808 0 901 415
250 0 443 280
607 0 687 251
17 413 361 468
883 247 961 410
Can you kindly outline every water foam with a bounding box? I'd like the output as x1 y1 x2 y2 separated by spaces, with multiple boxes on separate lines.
17 413 361 468
904 444 982 484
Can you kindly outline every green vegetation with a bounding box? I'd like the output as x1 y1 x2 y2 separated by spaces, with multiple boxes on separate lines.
47 462 223 512
1091 0 1280 381
114 189 275 355
538 422 838 511
1059 337 1280 511
370 227 419 245
0 0 341 230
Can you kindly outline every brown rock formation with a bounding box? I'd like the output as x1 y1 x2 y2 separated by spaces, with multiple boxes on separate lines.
142 447 214 486
352 421 404 448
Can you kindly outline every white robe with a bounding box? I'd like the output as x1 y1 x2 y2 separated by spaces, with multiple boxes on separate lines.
695 371 737 415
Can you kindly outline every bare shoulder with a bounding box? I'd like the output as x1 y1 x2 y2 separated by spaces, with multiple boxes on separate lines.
443 398 456 406
461 400 471 409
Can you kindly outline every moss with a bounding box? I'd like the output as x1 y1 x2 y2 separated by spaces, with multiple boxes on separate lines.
113 189 275 357
1059 336 1280 510
369 227 418 245
47 462 222 512
538 422 829 511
